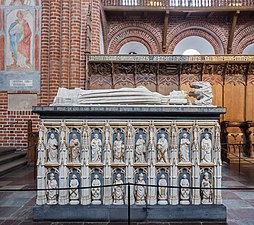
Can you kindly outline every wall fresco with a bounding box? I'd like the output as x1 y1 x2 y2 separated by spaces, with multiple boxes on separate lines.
0 0 40 90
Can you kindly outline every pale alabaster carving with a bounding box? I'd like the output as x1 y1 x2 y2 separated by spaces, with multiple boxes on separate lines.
158 174 168 205
113 133 125 163
201 134 212 163
91 174 101 204
112 173 124 205
69 174 79 205
135 173 147 205
47 133 58 163
157 134 169 163
47 173 58 205
135 135 146 163
53 86 188 105
91 134 102 163
180 174 190 205
189 82 213 105
179 133 190 162
69 134 81 163
201 172 212 204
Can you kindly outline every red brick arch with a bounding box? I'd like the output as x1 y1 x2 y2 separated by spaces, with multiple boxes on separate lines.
108 27 161 54
166 22 226 54
232 22 254 54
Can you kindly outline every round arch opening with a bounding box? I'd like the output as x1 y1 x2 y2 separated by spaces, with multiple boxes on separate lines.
119 41 149 54
173 36 215 55
243 43 254 54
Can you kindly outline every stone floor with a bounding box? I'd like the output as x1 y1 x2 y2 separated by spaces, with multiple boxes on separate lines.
0 162 253 225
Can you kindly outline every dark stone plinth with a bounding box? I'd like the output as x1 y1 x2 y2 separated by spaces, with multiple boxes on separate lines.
33 204 227 222
32 106 226 120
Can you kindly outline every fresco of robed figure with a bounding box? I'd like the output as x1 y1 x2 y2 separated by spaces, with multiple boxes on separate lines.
7 9 33 70
7 0 34 6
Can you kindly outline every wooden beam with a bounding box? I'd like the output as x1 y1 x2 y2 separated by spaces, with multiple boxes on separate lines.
142 11 148 18
185 12 192 19
227 10 240 54
162 11 169 52
207 12 214 19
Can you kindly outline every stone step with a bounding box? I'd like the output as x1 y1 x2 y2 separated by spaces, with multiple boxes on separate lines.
0 157 27 177
0 147 16 155
0 152 27 165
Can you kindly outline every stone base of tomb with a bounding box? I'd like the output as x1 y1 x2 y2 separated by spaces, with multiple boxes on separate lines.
33 204 226 222
33 105 226 223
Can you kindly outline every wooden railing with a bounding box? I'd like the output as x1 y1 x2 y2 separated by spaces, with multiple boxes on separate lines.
102 0 254 7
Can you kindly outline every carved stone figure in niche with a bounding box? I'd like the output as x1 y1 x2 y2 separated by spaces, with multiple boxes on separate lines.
157 134 169 163
180 174 190 204
135 135 146 163
69 134 80 163
158 174 168 205
179 133 190 162
47 173 58 205
69 174 79 205
91 174 101 204
135 173 146 205
113 133 125 163
201 134 212 163
91 134 102 163
112 173 124 205
47 133 58 163
201 172 212 204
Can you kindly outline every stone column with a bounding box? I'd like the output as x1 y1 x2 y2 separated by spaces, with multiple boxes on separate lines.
125 121 135 205
214 123 222 204
147 122 157 205
103 122 112 205
81 124 91 205
58 122 69 205
36 123 47 205
192 124 201 205
170 124 178 205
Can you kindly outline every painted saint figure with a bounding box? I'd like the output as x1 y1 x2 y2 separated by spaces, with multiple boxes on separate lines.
201 134 212 163
47 133 58 163
180 174 190 204
69 174 79 204
113 133 125 163
91 174 101 204
179 133 190 162
112 173 124 205
201 172 212 204
157 133 169 163
135 135 146 163
8 10 32 68
47 173 58 205
158 174 168 204
69 133 80 163
135 173 146 205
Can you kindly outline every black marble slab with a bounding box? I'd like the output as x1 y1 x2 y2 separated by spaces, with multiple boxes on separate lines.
33 204 227 222
32 106 226 120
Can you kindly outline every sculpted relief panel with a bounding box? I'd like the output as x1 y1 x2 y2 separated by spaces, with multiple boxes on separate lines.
36 119 222 206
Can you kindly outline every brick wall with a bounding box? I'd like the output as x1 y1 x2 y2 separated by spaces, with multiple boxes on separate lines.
40 0 93 106
1 1 254 151
0 91 39 150
106 13 254 54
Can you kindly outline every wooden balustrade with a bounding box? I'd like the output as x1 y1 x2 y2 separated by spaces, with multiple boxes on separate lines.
102 0 254 7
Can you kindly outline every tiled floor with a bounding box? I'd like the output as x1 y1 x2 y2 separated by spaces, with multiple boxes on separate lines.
0 163 254 225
